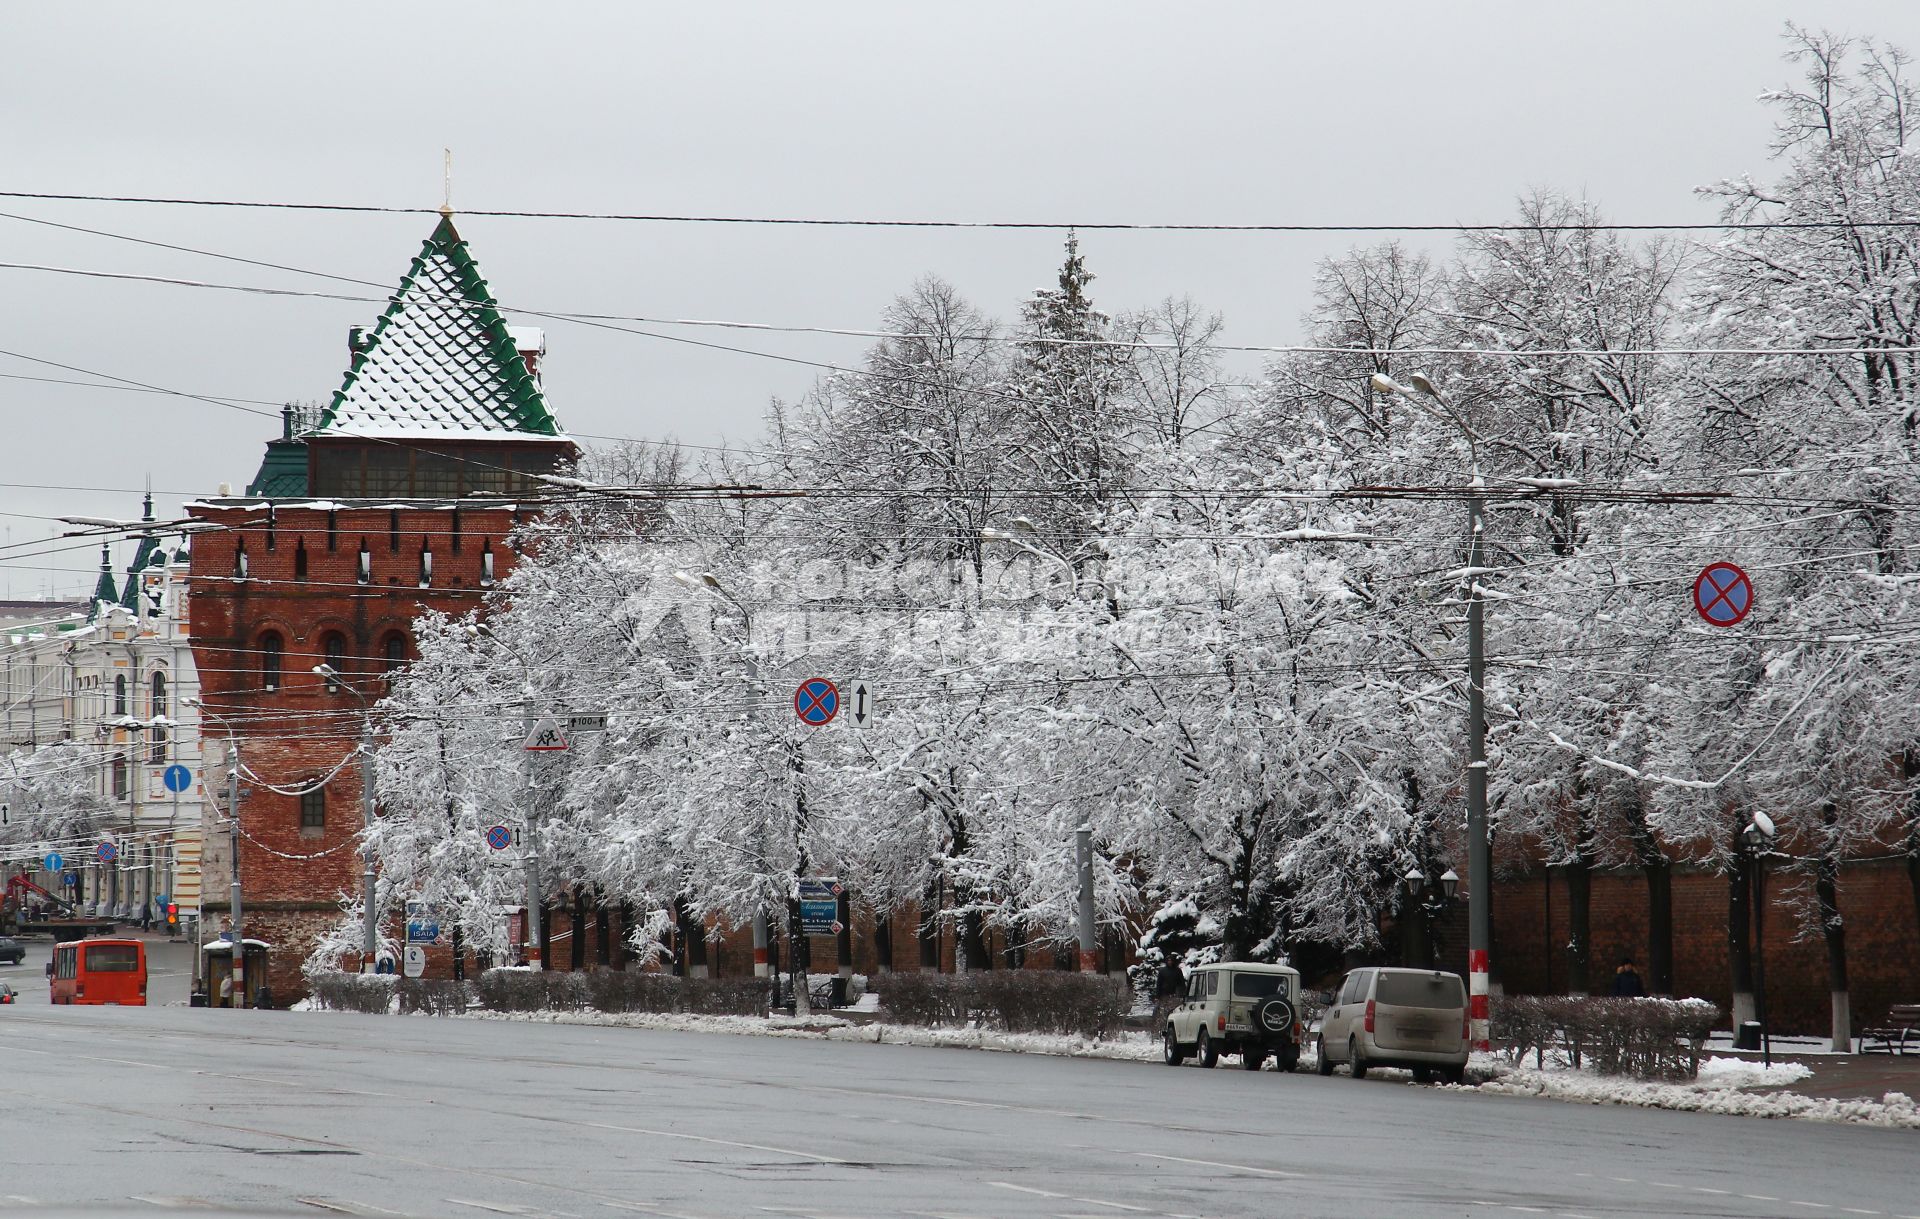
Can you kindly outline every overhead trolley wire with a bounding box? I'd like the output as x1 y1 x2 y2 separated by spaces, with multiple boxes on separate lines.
3 189 1918 232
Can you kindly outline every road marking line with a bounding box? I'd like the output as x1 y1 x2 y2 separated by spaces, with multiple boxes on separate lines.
1135 1152 1303 1179
447 1201 575 1218
987 1184 1147 1213
1744 1197 1781 1203
297 1200 412 1217
1695 1188 1732 1195
576 1120 845 1165
1647 1183 1684 1190
1787 1205 1832 1211
1839 1210 1883 1216
132 1198 220 1209
1558 1213 1598 1218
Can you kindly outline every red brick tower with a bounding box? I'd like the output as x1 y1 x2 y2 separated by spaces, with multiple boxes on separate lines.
187 214 575 1000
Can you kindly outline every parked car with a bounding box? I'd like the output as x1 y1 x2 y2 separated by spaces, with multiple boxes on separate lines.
1162 962 1303 1071
0 937 24 965
0 980 16 1004
1315 966 1468 1084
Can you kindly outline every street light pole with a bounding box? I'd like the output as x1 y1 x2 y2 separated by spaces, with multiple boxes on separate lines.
1372 372 1494 1050
1744 813 1777 1069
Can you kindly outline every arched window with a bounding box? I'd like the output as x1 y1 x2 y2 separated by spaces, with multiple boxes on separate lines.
294 538 309 580
113 674 127 716
322 632 347 692
150 671 167 719
111 757 128 800
299 787 326 832
259 632 284 691
382 632 409 674
150 724 168 765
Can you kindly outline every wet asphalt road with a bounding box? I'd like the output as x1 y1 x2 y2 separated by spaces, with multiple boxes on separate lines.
0 1004 1915 1219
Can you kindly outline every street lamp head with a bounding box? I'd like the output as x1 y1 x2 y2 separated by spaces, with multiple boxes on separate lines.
1744 814 1777 854
312 664 338 679
1408 373 1441 398
1403 865 1425 897
1369 373 1407 396
1439 868 1460 901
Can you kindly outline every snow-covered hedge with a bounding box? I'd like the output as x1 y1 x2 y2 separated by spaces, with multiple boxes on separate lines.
1495 995 1718 1080
309 972 398 1014
474 968 770 1016
879 972 1130 1039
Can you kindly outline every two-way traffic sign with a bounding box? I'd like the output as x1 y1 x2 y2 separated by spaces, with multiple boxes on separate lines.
847 679 875 730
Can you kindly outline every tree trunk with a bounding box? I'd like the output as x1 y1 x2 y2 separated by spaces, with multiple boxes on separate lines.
596 902 612 968
616 901 634 971
1563 856 1592 996
536 900 551 970
679 900 710 979
1727 845 1755 1029
1625 805 1673 995
569 888 586 972
1817 803 1851 1052
451 923 466 982
919 876 941 970
874 905 893 973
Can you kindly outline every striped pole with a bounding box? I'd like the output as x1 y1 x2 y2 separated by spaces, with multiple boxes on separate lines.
1468 948 1490 1051
751 908 769 978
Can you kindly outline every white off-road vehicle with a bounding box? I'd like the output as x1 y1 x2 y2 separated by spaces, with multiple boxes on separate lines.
1162 961 1304 1071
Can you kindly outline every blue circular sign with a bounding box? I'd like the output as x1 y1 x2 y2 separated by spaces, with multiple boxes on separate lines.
485 824 513 851
97 841 118 864
163 764 193 793
794 678 840 726
1693 562 1754 627
43 852 63 873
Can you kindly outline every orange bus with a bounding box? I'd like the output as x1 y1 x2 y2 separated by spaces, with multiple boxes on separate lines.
48 938 148 1005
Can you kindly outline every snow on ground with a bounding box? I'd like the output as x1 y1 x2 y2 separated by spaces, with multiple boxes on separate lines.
1469 1054 1920 1129
298 1004 1920 1130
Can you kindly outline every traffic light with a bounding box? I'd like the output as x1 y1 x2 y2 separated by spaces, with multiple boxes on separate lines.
165 903 178 928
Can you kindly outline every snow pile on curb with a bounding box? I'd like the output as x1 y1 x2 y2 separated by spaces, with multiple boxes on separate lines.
1471 1058 1920 1129
467 1007 1160 1060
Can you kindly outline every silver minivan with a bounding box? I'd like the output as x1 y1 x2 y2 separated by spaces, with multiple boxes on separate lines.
1315 966 1469 1083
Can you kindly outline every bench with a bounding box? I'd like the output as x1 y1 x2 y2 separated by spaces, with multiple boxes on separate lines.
1861 1004 1920 1055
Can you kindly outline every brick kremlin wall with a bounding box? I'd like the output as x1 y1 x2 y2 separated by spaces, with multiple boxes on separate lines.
1492 859 1919 1037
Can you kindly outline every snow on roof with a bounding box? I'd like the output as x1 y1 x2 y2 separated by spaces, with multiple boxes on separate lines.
314 216 564 441
202 937 273 950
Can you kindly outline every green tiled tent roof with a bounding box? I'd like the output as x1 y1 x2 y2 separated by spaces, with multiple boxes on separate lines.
312 215 565 439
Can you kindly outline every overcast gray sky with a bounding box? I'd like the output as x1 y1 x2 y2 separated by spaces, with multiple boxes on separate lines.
3 1 1914 598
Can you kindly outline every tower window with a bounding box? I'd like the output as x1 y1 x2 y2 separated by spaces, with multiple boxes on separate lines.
300 787 326 831
294 538 309 580
322 632 347 691
114 674 127 716
259 631 284 691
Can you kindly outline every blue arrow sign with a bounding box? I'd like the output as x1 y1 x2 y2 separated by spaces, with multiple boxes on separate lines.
43 852 63 873
163 764 193 793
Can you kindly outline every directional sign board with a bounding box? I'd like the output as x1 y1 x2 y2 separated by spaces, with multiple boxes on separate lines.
402 944 426 979
798 877 844 935
794 678 840 727
1693 561 1754 627
847 679 875 730
163 764 193 794
485 824 513 851
96 841 117 865
405 901 440 945
523 715 569 752
43 852 63 873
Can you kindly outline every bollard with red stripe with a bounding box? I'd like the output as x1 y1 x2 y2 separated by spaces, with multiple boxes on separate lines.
1468 948 1491 1051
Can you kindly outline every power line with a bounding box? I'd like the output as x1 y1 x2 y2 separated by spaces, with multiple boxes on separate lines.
4 189 1918 233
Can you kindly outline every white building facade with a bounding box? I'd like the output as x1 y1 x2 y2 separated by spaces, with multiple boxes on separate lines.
1 523 208 933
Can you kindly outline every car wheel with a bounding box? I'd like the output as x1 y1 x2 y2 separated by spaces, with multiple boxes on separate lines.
1241 1048 1265 1071
1315 1034 1334 1076
1277 1045 1301 1073
1162 1025 1188 1066
1443 1065 1467 1085
1195 1027 1219 1068
1412 1067 1433 1084
1349 1037 1368 1079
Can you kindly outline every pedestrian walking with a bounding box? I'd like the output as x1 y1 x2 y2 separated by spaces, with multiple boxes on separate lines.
1610 956 1646 997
